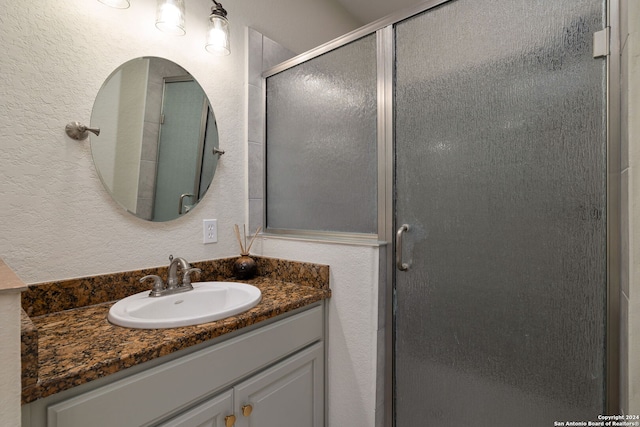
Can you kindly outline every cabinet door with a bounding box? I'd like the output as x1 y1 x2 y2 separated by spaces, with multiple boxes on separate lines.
234 343 323 427
158 389 234 427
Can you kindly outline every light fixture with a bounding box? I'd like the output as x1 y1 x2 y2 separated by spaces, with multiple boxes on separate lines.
205 0 230 56
98 0 130 8
155 0 186 36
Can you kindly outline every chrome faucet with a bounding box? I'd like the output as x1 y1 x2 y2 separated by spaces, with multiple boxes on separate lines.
167 256 190 289
140 255 201 297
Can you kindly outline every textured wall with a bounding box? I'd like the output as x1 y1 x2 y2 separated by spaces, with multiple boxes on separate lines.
1 0 240 283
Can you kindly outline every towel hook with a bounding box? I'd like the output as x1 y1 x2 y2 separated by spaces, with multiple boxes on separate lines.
65 121 101 141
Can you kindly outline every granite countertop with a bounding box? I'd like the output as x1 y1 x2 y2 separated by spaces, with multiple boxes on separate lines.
21 256 330 404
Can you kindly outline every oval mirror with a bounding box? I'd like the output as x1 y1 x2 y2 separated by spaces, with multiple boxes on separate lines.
90 57 220 221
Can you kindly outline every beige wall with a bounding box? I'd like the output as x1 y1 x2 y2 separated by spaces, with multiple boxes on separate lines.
621 0 640 415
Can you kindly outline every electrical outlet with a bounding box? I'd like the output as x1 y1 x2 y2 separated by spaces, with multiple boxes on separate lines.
203 219 217 244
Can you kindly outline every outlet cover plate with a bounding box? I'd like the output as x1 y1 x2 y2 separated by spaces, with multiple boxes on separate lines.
203 219 217 244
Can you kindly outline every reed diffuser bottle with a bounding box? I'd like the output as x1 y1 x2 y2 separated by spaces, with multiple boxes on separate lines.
233 225 261 279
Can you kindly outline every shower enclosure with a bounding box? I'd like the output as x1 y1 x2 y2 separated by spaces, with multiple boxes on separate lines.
394 0 609 424
263 0 617 424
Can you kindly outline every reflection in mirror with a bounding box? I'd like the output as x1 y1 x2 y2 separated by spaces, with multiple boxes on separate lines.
90 57 220 221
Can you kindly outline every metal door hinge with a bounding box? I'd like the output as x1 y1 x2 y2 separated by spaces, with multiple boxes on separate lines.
593 27 610 58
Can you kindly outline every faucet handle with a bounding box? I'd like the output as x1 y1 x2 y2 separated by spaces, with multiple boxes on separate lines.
141 275 165 297
182 268 201 287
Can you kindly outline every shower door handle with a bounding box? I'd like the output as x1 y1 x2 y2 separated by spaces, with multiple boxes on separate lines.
396 224 410 271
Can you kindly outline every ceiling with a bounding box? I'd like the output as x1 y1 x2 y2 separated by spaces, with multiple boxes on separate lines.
334 0 425 25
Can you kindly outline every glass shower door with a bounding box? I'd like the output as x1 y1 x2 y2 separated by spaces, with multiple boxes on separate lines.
394 0 607 425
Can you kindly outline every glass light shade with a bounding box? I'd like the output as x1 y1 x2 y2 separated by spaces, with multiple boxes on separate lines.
155 0 186 36
205 14 230 56
98 0 130 8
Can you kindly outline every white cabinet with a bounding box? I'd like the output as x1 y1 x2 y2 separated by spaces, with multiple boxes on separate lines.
158 390 234 427
160 343 323 427
23 305 324 427
234 343 323 427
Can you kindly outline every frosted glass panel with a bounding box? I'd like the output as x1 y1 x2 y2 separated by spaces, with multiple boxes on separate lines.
266 35 377 234
394 0 606 425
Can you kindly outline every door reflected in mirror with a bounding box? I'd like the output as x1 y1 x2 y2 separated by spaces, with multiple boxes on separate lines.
90 57 220 221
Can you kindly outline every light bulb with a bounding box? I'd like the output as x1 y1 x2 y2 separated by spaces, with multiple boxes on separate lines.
205 14 230 55
155 0 186 36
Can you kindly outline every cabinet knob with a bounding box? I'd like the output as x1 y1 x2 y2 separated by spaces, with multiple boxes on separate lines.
242 404 253 416
225 414 236 427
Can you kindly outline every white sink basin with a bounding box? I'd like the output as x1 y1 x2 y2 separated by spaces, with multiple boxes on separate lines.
108 281 262 329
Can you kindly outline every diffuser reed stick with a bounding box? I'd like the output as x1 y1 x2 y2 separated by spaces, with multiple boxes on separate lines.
245 226 262 254
233 224 245 254
233 224 262 256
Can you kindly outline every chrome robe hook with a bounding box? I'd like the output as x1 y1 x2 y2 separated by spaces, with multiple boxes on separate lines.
65 121 101 141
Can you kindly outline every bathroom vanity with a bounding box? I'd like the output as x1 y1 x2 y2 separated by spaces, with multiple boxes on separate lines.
20 257 330 427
